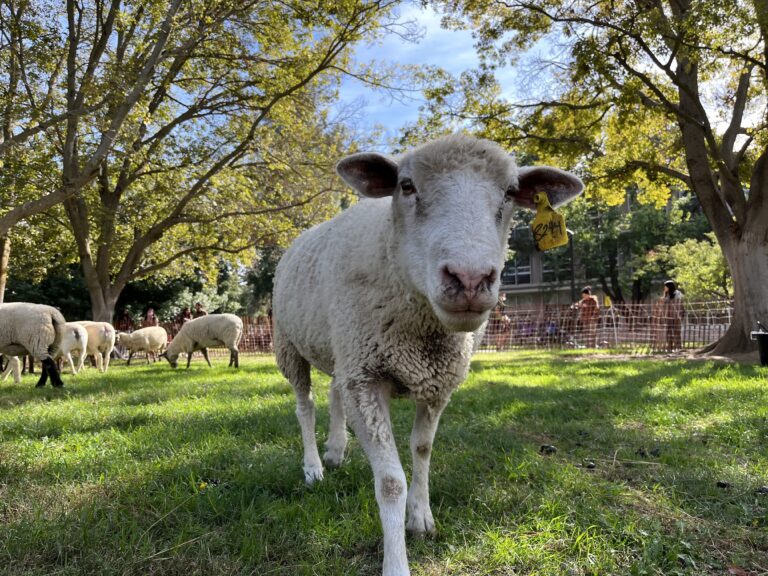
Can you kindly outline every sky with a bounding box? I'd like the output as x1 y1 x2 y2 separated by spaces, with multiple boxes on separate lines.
336 3 513 151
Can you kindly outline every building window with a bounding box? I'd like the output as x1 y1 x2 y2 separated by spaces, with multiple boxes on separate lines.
502 252 531 285
541 248 571 284
502 226 533 285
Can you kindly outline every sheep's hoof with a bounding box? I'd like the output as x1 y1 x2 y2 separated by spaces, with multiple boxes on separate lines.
406 507 436 537
303 465 324 485
322 450 344 469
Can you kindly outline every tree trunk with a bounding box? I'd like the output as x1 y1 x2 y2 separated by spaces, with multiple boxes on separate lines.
0 234 9 303
89 292 118 323
705 236 768 354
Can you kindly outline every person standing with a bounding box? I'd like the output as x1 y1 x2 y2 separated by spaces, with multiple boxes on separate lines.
662 280 684 351
177 307 193 324
193 302 208 318
142 307 159 327
574 286 600 347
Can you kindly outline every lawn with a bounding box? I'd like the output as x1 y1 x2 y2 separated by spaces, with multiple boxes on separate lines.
1 352 767 576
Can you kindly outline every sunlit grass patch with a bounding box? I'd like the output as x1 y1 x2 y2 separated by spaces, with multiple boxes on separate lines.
1 353 766 575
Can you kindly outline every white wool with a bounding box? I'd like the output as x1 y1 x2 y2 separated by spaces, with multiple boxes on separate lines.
0 303 66 361
75 321 116 373
1 356 21 384
117 326 168 363
54 322 89 375
273 134 584 576
163 314 243 367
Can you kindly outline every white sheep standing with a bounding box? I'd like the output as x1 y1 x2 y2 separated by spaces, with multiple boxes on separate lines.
0 302 67 387
54 322 89 374
272 135 583 576
161 314 243 368
1 356 20 384
75 321 116 373
116 326 168 365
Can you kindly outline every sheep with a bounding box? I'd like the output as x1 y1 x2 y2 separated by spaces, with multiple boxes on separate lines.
161 314 243 369
0 302 67 387
75 321 116 373
272 135 583 576
116 326 168 365
54 322 89 374
1 356 20 384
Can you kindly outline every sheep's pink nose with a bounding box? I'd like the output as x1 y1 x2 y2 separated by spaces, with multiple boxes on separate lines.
443 265 497 296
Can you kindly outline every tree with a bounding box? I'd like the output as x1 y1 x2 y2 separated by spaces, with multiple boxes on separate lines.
1 0 399 319
424 0 768 353
243 246 283 315
656 232 733 301
562 190 709 303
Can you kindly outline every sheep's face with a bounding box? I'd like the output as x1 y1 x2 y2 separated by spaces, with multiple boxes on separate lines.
161 351 179 368
337 135 583 332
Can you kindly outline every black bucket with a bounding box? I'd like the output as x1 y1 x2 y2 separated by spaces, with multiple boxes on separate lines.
751 331 768 366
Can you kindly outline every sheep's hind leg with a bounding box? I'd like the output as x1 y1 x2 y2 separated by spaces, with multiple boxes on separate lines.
323 378 347 468
65 353 77 375
277 341 323 484
35 364 48 387
36 358 63 388
344 380 409 576
406 399 449 536
228 347 239 368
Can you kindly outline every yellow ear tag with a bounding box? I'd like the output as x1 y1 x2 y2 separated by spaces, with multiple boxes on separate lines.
531 192 568 251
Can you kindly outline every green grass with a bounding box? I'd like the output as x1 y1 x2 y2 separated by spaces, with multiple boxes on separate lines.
1 352 767 576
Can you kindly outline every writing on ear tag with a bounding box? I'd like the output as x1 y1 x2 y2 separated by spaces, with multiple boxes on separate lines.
531 192 568 251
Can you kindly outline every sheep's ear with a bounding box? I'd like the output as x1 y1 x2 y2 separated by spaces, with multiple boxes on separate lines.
336 153 399 198
511 166 584 210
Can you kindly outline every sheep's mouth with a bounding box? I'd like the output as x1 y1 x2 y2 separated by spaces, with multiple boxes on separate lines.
433 305 489 332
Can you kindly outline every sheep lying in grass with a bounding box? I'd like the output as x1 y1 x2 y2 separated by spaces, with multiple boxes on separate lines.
273 135 583 576
54 322 89 374
0 302 66 387
161 314 242 368
1 356 20 384
117 326 168 365
75 321 116 373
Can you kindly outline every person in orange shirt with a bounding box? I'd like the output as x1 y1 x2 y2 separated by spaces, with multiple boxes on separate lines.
575 286 600 347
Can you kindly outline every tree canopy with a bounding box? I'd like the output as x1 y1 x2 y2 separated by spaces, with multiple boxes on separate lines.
0 0 401 319
415 0 767 352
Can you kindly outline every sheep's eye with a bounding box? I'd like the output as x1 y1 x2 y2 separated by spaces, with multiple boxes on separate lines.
504 185 517 202
400 178 417 196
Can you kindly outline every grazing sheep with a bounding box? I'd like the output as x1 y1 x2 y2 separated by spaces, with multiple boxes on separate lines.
273 135 583 576
161 314 242 368
0 302 67 387
1 356 20 384
117 326 168 365
75 321 116 373
54 322 89 374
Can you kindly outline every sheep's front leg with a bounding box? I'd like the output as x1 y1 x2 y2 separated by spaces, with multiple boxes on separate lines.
201 348 212 367
406 399 448 536
345 382 410 576
323 379 347 467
